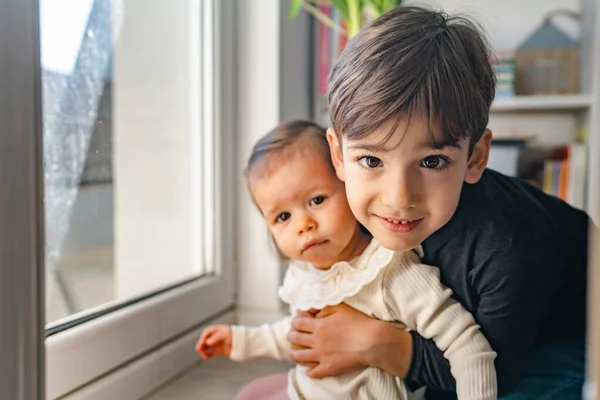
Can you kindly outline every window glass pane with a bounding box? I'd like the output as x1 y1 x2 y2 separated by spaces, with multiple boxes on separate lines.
41 0 207 327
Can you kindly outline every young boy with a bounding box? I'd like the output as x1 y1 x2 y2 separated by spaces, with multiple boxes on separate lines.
288 6 591 399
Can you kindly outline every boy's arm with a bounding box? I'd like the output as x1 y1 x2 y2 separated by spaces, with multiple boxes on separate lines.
383 255 497 400
230 316 293 362
406 238 555 394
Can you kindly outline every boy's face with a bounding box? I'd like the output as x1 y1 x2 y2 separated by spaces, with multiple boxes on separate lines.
249 149 367 269
328 117 491 251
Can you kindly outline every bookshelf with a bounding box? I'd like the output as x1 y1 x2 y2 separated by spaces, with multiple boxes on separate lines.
491 94 593 112
317 94 593 124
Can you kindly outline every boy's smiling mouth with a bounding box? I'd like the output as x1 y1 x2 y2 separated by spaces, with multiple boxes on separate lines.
376 216 423 233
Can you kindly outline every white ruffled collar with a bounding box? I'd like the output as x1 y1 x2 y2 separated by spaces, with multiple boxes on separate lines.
278 239 395 311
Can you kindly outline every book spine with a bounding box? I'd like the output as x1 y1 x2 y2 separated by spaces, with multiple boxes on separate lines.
318 5 331 98
559 159 569 201
543 161 553 194
552 160 561 197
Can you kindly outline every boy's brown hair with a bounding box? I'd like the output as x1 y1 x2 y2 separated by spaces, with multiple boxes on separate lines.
328 6 495 155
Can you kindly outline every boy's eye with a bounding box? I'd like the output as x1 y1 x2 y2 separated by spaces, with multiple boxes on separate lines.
276 212 290 223
420 155 448 170
310 196 325 206
358 156 382 169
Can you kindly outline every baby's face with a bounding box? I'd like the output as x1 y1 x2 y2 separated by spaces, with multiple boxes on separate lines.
250 150 366 269
329 116 487 251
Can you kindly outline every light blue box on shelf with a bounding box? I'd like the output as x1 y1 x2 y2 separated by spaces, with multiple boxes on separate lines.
488 139 526 177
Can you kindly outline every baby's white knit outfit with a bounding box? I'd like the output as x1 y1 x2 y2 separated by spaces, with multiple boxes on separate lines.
230 239 497 400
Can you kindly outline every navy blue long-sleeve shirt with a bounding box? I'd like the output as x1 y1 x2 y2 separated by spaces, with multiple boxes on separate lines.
405 169 590 398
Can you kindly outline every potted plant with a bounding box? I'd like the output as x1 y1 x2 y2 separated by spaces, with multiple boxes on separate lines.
289 0 404 38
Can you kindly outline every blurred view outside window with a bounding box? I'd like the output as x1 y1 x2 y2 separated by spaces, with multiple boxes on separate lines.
41 0 208 326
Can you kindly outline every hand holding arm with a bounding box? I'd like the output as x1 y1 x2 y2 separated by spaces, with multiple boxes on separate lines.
288 303 414 379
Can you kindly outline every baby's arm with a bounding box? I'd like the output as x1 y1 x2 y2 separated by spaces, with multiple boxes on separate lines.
228 316 293 362
383 252 497 400
226 264 302 362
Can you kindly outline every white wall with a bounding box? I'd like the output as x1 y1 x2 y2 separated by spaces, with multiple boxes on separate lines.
409 0 581 52
236 0 284 323
112 0 203 298
280 6 312 122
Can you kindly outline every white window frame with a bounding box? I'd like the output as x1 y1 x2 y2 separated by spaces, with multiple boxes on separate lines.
44 0 237 398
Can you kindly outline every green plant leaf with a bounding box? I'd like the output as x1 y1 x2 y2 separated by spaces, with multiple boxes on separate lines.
384 0 402 12
346 0 362 37
295 0 400 35
288 0 304 19
363 0 382 16
365 0 402 18
302 1 347 34
329 0 351 23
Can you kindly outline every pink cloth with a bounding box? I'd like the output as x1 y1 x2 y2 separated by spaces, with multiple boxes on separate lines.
234 372 289 400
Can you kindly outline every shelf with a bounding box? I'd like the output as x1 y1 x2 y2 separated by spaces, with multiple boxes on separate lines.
491 94 593 112
317 95 593 118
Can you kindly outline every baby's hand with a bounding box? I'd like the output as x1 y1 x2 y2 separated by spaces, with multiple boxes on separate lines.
195 325 232 359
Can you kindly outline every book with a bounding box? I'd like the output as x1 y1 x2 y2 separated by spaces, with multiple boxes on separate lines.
314 7 350 126
540 143 587 209
318 4 331 99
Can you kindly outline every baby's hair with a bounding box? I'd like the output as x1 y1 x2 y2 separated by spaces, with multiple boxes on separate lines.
328 6 495 155
245 119 331 180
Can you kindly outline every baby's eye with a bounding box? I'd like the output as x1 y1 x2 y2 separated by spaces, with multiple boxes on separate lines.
276 212 291 223
358 156 382 169
420 155 449 170
310 196 325 206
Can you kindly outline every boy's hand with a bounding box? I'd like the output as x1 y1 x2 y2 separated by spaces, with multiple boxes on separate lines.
195 325 232 359
288 303 412 379
287 304 375 377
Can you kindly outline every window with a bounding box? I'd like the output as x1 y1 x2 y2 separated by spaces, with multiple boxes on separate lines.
41 0 214 328
38 0 236 397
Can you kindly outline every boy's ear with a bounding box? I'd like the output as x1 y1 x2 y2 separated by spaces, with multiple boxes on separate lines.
326 128 345 181
465 129 492 184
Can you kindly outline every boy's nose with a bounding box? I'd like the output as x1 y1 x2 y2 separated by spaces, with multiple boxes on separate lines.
297 215 317 234
383 173 418 210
